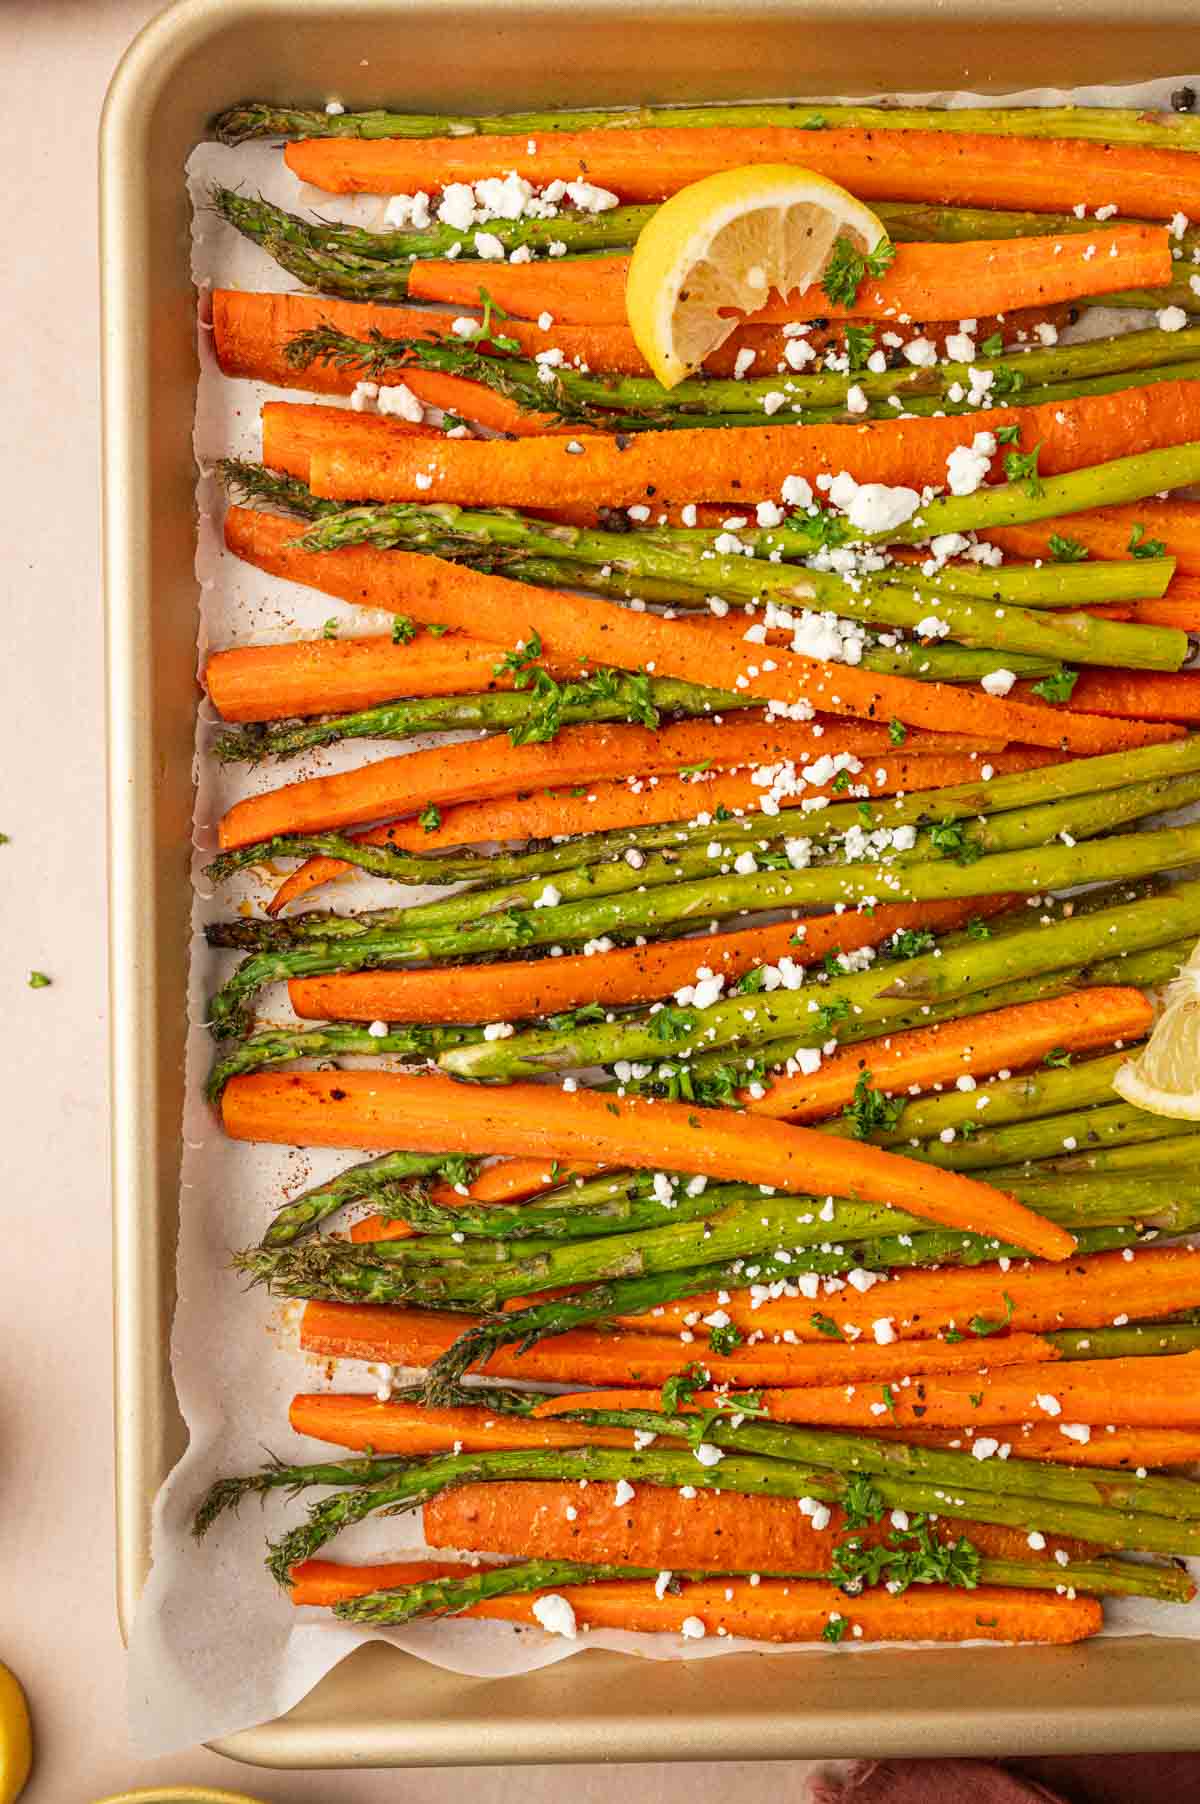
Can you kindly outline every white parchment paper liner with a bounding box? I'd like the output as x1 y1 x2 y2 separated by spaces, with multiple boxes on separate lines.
128 74 1200 1754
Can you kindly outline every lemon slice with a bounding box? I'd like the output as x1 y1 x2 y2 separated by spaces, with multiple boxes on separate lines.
0 1663 31 1804
1113 939 1200 1118
625 164 887 388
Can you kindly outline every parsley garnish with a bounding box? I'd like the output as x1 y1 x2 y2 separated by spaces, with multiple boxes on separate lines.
994 422 1022 444
843 1070 905 1141
841 1471 887 1528
1049 533 1089 563
648 1005 697 1044
814 994 852 1036
1031 669 1079 704
1129 522 1167 559
810 1312 844 1340
928 821 983 865
820 235 896 309
966 917 992 941
883 927 937 962
831 769 851 794
28 971 51 989
708 1322 744 1356
661 1362 710 1412
888 718 907 746
821 1615 849 1643
880 1383 901 1423
832 1518 981 1596
391 614 417 644
500 908 535 945
678 758 713 778
417 803 442 833
1004 442 1044 497
1043 1047 1074 1068
979 331 1004 358
321 617 339 639
729 965 768 997
844 324 877 371
969 1292 1016 1337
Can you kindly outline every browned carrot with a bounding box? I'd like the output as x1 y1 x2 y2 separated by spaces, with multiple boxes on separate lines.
261 401 431 483
741 987 1154 1120
203 633 588 722
288 1558 1102 1644
1034 669 1200 723
987 501 1200 576
300 1301 1044 1385
288 1393 639 1453
266 746 1040 913
288 895 1014 1023
302 382 1200 510
881 1424 1200 1469
346 1152 603 1241
226 1071 1077 1259
225 509 1177 758
401 229 1169 325
284 123 1200 220
421 1479 1092 1571
217 716 992 851
215 284 1021 384
611 1246 1200 1343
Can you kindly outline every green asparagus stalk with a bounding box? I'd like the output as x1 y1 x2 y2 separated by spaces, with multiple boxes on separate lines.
436 860 1200 1081
286 317 1200 429
329 1549 1194 1622
210 99 1200 151
213 670 745 764
863 1050 1138 1144
1020 1132 1200 1179
264 1149 479 1246
874 1100 1189 1173
204 1020 482 1099
253 1440 1200 1586
1051 1324 1200 1359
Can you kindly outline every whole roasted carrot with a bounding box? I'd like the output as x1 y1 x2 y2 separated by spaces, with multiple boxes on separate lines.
302 382 1200 509
288 1559 1102 1644
741 987 1154 1120
288 1393 639 1453
283 122 1200 219
265 746 1037 912
611 1246 1200 1343
287 895 1011 1023
224 510 1176 757
421 1478 1089 1572
224 1070 1077 1259
402 229 1169 325
216 715 974 850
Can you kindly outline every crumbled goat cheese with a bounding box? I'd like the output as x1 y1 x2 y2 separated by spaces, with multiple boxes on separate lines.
980 668 1017 697
532 1594 578 1638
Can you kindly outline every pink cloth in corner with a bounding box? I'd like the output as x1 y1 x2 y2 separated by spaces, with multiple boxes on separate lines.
811 1761 1069 1804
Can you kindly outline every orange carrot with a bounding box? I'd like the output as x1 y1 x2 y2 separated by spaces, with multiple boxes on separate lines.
215 284 1012 385
266 747 1042 913
1038 669 1200 723
611 1246 1200 1342
260 401 431 483
287 1558 1101 1644
346 1153 603 1240
217 715 989 850
203 633 589 722
288 1393 638 1453
303 382 1200 509
288 895 1014 1023
421 1479 1091 1572
881 1424 1200 1469
225 509 1177 758
402 230 1168 325
740 987 1154 1120
227 1070 1077 1259
302 1310 1063 1387
987 501 1200 576
284 123 1199 220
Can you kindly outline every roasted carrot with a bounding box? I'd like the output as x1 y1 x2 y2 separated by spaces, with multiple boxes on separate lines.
204 632 593 723
225 510 1177 758
288 1558 1102 1644
1097 586 1200 632
987 501 1200 576
261 401 431 483
1036 669 1200 723
401 230 1169 326
347 1153 603 1240
299 1306 1061 1385
217 715 991 850
266 746 1039 913
226 1070 1077 1259
422 1479 1091 1572
303 382 1200 509
215 284 1002 385
872 1423 1200 1470
284 123 1200 220
741 987 1154 1120
288 895 1014 1023
612 1246 1200 1342
288 1393 639 1453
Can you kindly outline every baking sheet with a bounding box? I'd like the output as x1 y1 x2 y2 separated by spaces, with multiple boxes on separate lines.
127 75 1200 1755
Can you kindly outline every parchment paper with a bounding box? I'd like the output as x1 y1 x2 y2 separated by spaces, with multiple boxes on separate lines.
127 73 1200 1755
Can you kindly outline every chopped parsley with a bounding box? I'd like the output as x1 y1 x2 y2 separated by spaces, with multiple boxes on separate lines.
810 1312 844 1340
841 1471 887 1528
969 1292 1016 1337
844 324 877 371
1031 669 1079 704
843 1070 905 1140
661 1362 710 1413
965 916 992 941
928 820 984 865
883 927 937 962
820 235 896 309
979 331 1005 358
1043 1047 1074 1068
648 1005 698 1044
1003 442 1044 498
417 803 442 833
821 1615 849 1643
321 617 339 639
28 971 51 989
391 614 418 644
708 1322 745 1356
888 718 907 746
832 1517 981 1596
1049 533 1089 563
1129 522 1167 559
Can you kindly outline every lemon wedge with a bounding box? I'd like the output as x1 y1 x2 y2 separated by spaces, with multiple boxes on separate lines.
1113 939 1200 1118
0 1663 31 1804
625 164 887 388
